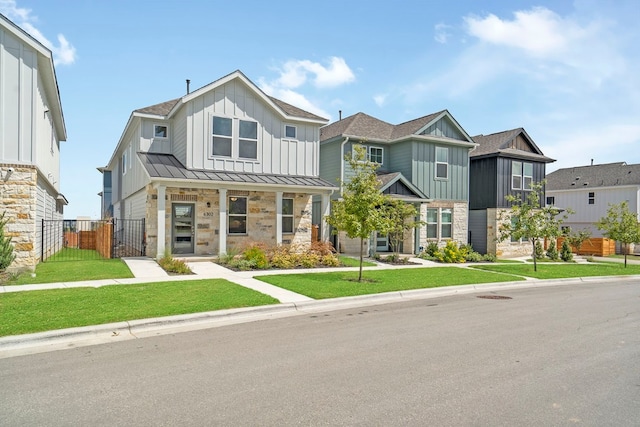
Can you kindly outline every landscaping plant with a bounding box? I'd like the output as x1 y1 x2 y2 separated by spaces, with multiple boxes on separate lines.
0 211 15 271
560 239 573 262
596 201 640 268
546 239 559 261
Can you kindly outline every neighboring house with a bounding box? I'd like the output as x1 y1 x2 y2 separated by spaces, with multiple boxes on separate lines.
100 70 337 258
546 162 640 251
469 128 554 256
0 14 67 272
318 110 477 255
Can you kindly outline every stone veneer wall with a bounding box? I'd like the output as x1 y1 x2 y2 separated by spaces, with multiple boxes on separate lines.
1 164 38 272
488 208 534 257
145 185 313 257
418 200 469 249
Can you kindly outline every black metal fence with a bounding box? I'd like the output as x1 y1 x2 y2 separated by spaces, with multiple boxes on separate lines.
41 218 146 262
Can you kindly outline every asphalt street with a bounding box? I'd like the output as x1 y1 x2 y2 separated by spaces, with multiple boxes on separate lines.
1 279 639 426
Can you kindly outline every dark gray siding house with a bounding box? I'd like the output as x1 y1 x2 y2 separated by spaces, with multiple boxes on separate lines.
469 128 554 256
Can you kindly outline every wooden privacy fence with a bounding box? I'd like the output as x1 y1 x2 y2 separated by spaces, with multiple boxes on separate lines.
555 237 616 257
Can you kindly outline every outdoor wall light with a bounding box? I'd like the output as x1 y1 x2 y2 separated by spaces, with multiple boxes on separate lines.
206 202 211 208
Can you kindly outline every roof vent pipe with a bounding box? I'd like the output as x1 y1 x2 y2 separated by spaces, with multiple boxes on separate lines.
591 158 593 166
186 79 191 94
339 110 342 121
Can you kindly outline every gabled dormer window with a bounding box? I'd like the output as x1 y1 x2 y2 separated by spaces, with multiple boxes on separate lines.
154 124 168 138
211 116 258 160
285 125 297 140
436 147 448 179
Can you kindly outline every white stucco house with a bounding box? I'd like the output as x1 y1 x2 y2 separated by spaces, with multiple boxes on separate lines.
100 70 337 259
0 13 67 272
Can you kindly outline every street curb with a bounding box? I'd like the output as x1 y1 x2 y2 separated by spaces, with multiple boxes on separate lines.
1 275 639 358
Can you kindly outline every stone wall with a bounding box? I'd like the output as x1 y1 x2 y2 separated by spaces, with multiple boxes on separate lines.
0 164 38 272
145 186 313 257
490 208 534 258
419 200 469 249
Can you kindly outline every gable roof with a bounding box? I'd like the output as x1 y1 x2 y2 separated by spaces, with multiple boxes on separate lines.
0 13 66 140
134 70 327 123
546 162 640 190
377 171 429 201
138 153 337 191
471 128 554 163
320 109 475 147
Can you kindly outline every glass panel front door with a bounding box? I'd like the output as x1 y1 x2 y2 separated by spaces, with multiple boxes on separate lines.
172 204 194 254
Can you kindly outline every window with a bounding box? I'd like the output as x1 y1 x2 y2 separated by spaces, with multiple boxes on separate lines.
369 147 383 164
426 208 452 239
512 161 534 190
426 208 438 238
239 120 258 159
121 151 127 175
510 217 520 242
546 196 555 205
282 198 294 233
441 209 452 238
436 147 448 179
154 125 168 138
228 196 247 234
212 117 232 157
588 192 595 205
285 125 297 139
212 117 258 159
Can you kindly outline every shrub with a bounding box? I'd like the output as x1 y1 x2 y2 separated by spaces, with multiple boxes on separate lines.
464 251 483 263
482 253 497 262
0 212 15 271
321 254 341 267
218 246 241 265
426 242 439 257
560 239 573 262
546 239 559 261
243 245 269 269
158 252 192 274
435 241 468 263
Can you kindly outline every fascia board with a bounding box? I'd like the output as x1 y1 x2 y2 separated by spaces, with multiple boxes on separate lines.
149 177 336 194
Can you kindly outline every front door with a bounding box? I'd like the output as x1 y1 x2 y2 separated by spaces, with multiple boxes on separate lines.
172 204 194 254
376 232 389 252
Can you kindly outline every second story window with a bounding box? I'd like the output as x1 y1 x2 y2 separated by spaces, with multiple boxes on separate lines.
212 117 258 159
121 151 127 175
588 192 595 205
369 147 383 164
154 125 168 138
512 161 533 190
285 125 297 139
546 196 555 205
436 147 448 179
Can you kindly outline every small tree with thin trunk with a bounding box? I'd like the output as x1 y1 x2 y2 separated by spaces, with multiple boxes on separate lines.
596 201 640 268
381 199 424 261
325 145 390 282
564 228 592 255
497 181 571 271
0 212 16 271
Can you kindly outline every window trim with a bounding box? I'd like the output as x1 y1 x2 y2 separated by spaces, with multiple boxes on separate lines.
435 146 449 179
238 119 258 160
121 151 127 176
588 192 595 205
212 115 233 158
210 115 260 160
426 207 453 240
228 196 248 235
512 160 534 191
368 146 383 164
440 208 453 239
153 124 169 139
282 198 294 234
284 125 297 140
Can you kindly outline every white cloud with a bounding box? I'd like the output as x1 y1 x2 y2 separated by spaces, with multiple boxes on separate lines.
434 23 452 44
373 94 386 107
0 0 76 65
275 57 355 89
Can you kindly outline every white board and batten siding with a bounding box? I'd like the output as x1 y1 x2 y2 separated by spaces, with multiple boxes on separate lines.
123 189 147 220
186 79 319 177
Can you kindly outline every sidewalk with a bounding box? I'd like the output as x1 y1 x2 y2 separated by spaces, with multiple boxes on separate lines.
1 256 639 359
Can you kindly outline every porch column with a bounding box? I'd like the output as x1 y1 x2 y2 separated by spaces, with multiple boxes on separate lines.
219 188 227 256
321 193 331 241
276 191 283 245
156 184 166 260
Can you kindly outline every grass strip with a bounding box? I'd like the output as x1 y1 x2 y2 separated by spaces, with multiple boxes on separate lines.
256 267 524 299
0 280 278 337
470 262 640 279
4 259 134 285
338 256 377 267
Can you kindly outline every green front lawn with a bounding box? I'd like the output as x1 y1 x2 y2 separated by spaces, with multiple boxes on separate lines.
0 279 278 337
3 258 134 285
470 262 640 279
256 267 525 299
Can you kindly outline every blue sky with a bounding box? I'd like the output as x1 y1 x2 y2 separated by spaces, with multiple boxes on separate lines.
2 0 639 218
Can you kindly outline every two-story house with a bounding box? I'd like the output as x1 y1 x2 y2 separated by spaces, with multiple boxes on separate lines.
318 110 476 255
469 128 554 256
546 161 640 253
100 70 337 258
0 14 67 272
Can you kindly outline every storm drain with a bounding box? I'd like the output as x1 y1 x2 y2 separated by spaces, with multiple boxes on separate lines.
476 295 512 300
